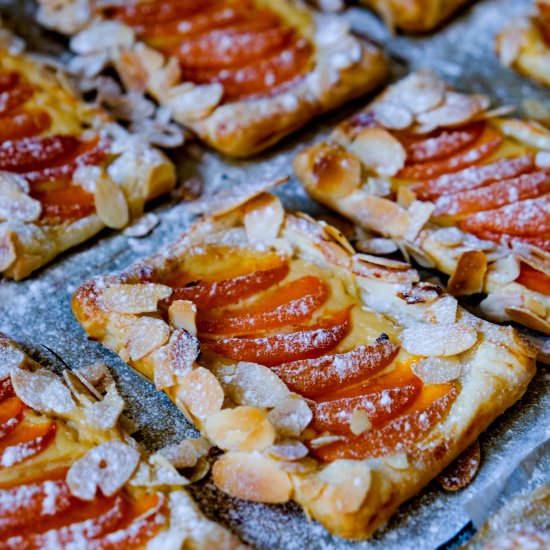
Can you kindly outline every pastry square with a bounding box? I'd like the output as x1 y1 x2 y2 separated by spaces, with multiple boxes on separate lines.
0 36 176 280
294 70 550 335
497 1 550 89
358 0 474 32
36 0 387 157
72 185 535 540
0 332 247 549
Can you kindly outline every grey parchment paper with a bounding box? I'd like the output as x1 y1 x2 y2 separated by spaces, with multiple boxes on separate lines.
0 1 548 549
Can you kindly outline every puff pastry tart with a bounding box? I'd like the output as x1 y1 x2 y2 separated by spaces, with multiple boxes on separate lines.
0 37 175 280
294 70 550 335
357 0 474 32
0 333 247 549
496 1 550 89
71 185 535 540
36 0 387 157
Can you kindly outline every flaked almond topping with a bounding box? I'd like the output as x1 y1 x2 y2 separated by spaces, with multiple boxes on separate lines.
127 317 170 361
353 254 420 284
0 341 25 379
267 395 312 437
322 223 355 255
496 119 550 151
84 383 125 430
505 306 550 335
0 229 16 272
372 102 413 130
169 329 200 374
350 409 372 435
212 362 290 408
411 357 463 384
309 434 345 448
401 241 437 269
244 193 284 245
123 212 159 238
157 437 211 469
176 367 224 420
405 201 434 242
496 22 527 66
385 71 446 115
166 83 223 121
11 367 75 415
438 440 481 491
511 241 550 278
205 406 275 452
0 182 41 222
70 21 134 54
354 253 412 270
425 295 458 324
268 440 309 461
355 237 399 255
448 250 488 296
74 362 114 394
349 127 406 176
67 441 140 500
168 300 197 334
318 460 371 514
212 452 292 504
398 281 442 305
103 283 172 314
94 174 130 229
401 322 478 356
63 369 102 404
487 254 520 285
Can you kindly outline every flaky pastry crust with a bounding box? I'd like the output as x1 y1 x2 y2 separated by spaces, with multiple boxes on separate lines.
36 0 387 157
72 182 535 540
294 70 550 335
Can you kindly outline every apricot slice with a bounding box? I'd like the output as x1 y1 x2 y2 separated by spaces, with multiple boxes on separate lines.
31 185 96 223
516 263 550 295
269 335 399 398
105 0 211 25
0 110 51 142
0 421 57 469
398 125 503 181
206 308 351 366
411 154 535 201
433 170 550 217
314 384 458 461
459 196 550 238
311 383 421 434
402 122 484 163
197 276 328 335
168 259 289 308
0 397 24 438
0 82 33 116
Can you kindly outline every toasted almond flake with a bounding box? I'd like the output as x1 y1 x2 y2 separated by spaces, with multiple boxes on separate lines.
438 440 480 491
0 341 25 379
496 23 526 66
385 453 409 470
123 212 159 237
505 306 550 334
0 228 16 272
405 201 434 242
402 241 437 269
349 127 406 176
278 457 319 475
70 21 134 54
401 323 478 356
176 367 224 420
398 281 442 305
479 291 524 323
127 317 170 361
496 119 550 151
67 441 140 500
425 295 458 324
94 174 130 229
353 254 420 283
166 83 223 121
322 222 355 255
157 437 211 469
309 435 345 448
355 237 399 255
448 250 488 296
212 362 289 408
487 254 520 285
168 300 197 335
244 193 284 245
267 395 312 437
411 357 462 384
212 452 292 503
84 383 125 430
363 176 392 197
350 409 372 435
74 362 114 394
11 367 75 415
268 440 309 461
372 102 413 130
188 457 211 482
147 454 190 486
511 241 550 278
318 460 371 514
354 253 411 270
205 406 275 452
103 283 172 314
385 71 446 115
0 183 41 222
397 185 417 208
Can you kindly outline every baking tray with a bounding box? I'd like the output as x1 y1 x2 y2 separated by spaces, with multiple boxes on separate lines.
0 1 548 549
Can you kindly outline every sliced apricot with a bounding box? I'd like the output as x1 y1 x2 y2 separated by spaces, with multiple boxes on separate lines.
0 421 57 469
197 276 328 335
167 259 289 308
0 378 14 402
206 308 352 366
269 335 399 398
459 196 550 238
433 170 550 217
311 384 421 434
516 263 550 295
398 125 503 181
410 154 535 201
0 397 24 439
0 110 51 142
0 81 33 115
402 122 484 163
105 0 212 25
314 384 458 461
31 185 96 224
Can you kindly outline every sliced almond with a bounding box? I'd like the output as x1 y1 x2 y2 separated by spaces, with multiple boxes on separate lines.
385 453 409 470
70 21 134 54
350 409 372 435
205 406 275 452
123 212 159 237
405 201 434 242
102 283 172 314
67 441 140 500
0 228 16 272
322 223 355 255
401 323 478 356
309 434 345 448
398 281 442 305
84 383 125 430
372 102 413 130
244 193 284 245
438 440 481 491
512 241 550 278
0 339 25 379
349 127 406 176
11 367 75 415
0 184 41 222
496 119 550 151
176 367 224 420
157 437 211 469
268 440 309 461
355 237 399 255
267 395 312 437
425 295 458 324
166 83 223 121
168 300 197 334
411 356 463 384
212 452 292 503
385 71 446 115
448 250 488 296
94 174 130 229
127 317 170 361
505 306 550 335
487 254 520 285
